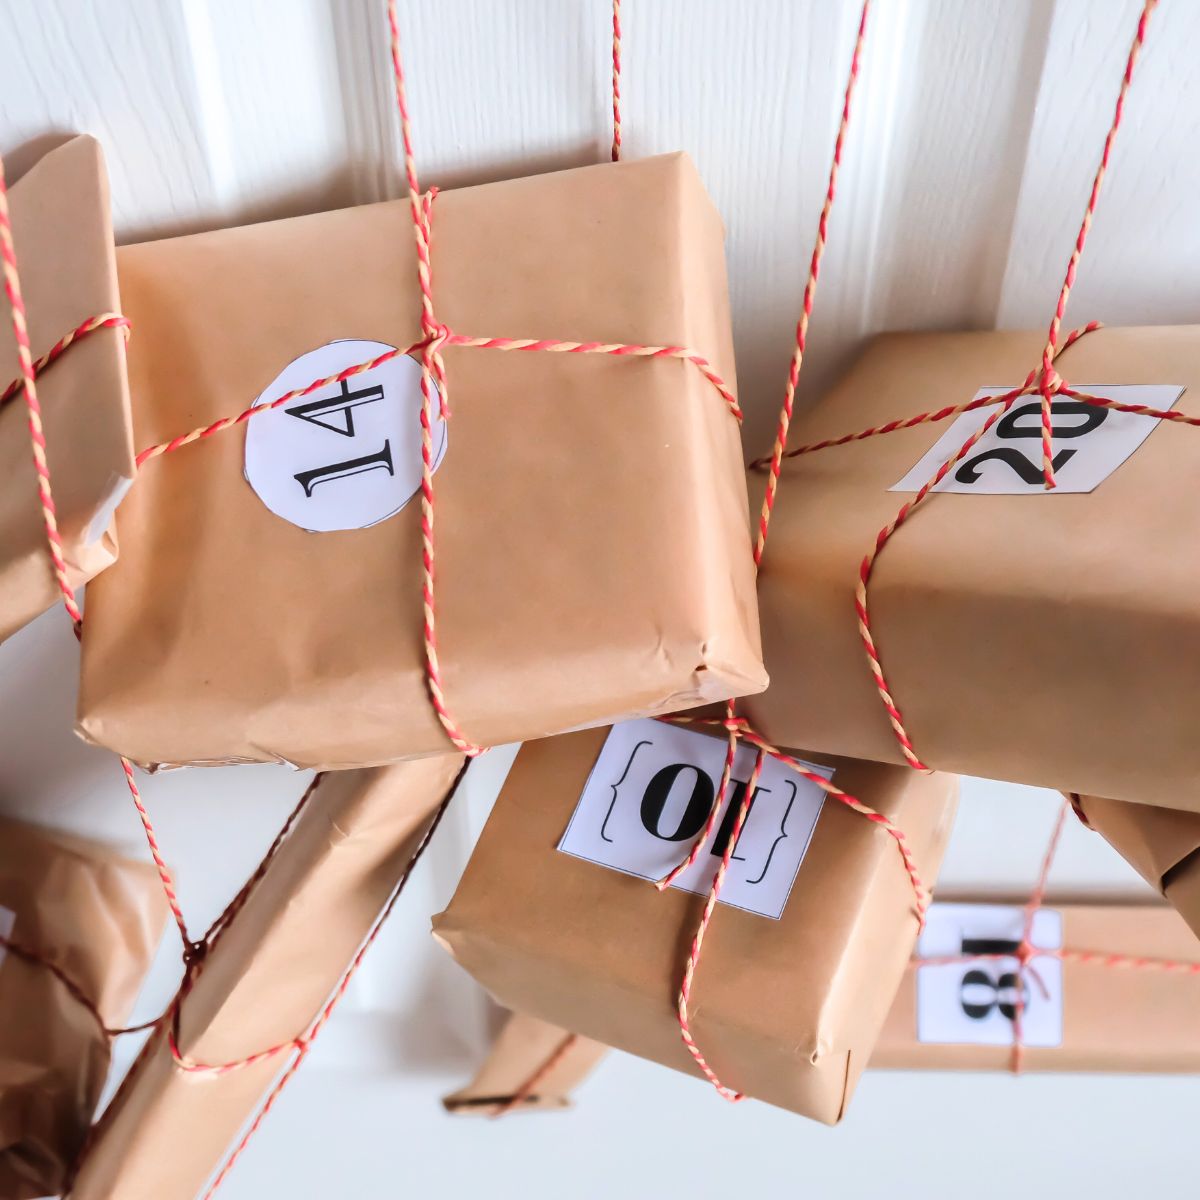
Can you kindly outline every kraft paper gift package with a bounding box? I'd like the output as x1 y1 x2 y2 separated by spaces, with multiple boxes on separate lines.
7 50 1200 1194
70 758 465 1200
443 1012 607 1117
75 151 765 771
744 325 1200 811
0 135 134 643
435 720 959 1123
874 902 1200 1072
0 816 166 1200
1073 795 1200 939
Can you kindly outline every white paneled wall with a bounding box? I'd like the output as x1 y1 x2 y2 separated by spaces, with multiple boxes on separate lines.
0 2 1190 1198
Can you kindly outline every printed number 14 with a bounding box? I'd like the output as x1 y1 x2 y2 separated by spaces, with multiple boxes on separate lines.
288 378 395 497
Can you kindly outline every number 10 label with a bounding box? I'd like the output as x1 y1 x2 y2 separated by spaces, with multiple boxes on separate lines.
557 719 830 920
891 385 1182 495
916 903 1063 1047
244 339 448 532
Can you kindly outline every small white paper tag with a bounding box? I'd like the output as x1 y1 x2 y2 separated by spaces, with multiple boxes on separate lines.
0 903 14 968
891 385 1183 495
557 719 830 920
244 339 447 532
916 903 1063 1047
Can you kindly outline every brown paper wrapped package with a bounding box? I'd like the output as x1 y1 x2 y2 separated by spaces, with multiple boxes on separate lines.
0 817 165 1200
0 136 134 642
873 903 1200 1071
76 151 765 770
1074 796 1200 941
433 725 958 1123
442 1011 607 1117
744 326 1200 810
69 755 464 1200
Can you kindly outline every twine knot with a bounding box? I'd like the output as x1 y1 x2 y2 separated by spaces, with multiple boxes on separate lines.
183 939 209 971
1038 366 1065 396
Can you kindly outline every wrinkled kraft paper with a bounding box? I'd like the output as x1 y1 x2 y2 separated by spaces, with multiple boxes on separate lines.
1075 796 1200 942
873 902 1200 1071
77 152 765 770
69 755 464 1200
0 817 165 1200
0 136 135 643
443 1011 607 1117
433 725 958 1124
744 326 1200 811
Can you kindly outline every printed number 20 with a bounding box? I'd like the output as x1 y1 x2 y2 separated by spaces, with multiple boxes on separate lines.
955 399 1107 486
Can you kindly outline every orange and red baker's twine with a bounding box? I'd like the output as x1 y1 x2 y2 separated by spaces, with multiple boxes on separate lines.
1 0 739 1191
491 1031 583 1118
761 0 1168 776
914 797 1200 1074
653 0 897 1102
653 0 1175 1104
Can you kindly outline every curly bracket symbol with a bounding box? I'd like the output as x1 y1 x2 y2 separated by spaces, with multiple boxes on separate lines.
600 739 652 843
743 780 796 885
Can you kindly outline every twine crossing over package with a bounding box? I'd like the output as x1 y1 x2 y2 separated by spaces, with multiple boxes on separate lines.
434 720 958 1123
874 902 1200 1072
0 136 134 643
76 152 765 771
69 757 464 1200
745 325 1200 811
0 817 166 1200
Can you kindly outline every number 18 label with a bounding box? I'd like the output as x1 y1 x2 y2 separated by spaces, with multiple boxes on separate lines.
557 719 830 920
916 903 1063 1047
891 385 1182 495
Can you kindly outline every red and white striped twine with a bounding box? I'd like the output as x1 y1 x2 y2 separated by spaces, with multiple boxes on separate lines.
654 0 1171 1104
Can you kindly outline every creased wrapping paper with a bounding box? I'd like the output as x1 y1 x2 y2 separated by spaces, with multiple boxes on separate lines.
745 326 1200 811
78 152 765 770
0 817 164 1200
0 136 134 642
435 724 958 1124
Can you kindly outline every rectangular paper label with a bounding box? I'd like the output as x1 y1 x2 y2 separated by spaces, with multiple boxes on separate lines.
557 719 830 920
891 385 1183 495
916 903 1063 1047
0 903 14 968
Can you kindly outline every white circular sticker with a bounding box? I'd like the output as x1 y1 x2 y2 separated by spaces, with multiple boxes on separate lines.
243 339 447 533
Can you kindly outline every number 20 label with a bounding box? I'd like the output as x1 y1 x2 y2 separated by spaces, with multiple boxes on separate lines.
891 384 1182 495
915 903 1063 1047
557 719 830 920
244 339 448 532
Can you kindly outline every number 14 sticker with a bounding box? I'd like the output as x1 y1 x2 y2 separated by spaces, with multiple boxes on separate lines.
916 903 1063 1048
892 385 1183 494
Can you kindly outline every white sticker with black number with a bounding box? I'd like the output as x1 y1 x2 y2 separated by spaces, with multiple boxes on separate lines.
557 719 830 920
916 903 1063 1047
0 903 14 968
244 339 447 532
891 384 1182 495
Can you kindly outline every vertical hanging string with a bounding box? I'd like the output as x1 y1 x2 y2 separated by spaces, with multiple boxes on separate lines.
850 0 1158 773
1008 798 1070 1073
0 154 83 628
655 0 872 1101
674 747 765 1100
0 143 192 961
1035 0 1158 488
611 0 623 161
387 0 481 758
753 0 870 566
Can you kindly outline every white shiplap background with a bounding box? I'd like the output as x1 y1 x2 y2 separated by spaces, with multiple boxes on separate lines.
1 2 1197 1198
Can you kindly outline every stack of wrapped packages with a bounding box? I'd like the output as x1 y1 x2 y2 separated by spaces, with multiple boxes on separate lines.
6 14 1200 1196
437 323 1200 1100
51 142 791 1195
